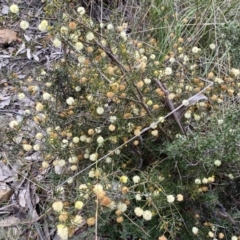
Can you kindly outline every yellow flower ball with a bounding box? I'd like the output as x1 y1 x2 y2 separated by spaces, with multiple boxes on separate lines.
108 124 116 131
36 102 44 112
116 216 124 223
86 217 95 226
10 4 19 13
42 161 49 169
72 215 83 225
75 201 84 210
22 144 32 151
20 20 29 30
120 175 128 183
52 200 64 212
57 224 68 240
59 211 68 222
9 120 18 129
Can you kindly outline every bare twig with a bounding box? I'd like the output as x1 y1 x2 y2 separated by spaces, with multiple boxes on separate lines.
154 78 186 134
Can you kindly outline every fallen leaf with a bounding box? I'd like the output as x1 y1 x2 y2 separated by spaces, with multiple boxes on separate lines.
0 162 15 182
32 53 40 62
1 5 9 15
27 48 32 59
0 95 10 108
19 189 27 208
24 34 31 42
15 42 26 56
0 29 22 46
0 182 13 202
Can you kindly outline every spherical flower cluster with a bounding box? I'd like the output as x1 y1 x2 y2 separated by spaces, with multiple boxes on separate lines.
60 26 68 35
218 233 224 239
120 31 127 41
89 153 98 161
97 136 104 145
75 42 84 51
105 157 112 163
165 67 172 75
58 211 68 222
230 68 240 77
150 122 157 129
22 144 32 151
36 102 44 111
86 32 94 41
192 226 199 235
209 43 216 50
120 175 128 183
116 216 123 223
109 116 117 123
42 161 49 169
52 200 64 212
194 114 201 121
117 202 127 212
67 156 77 164
176 194 184 202
77 6 86 15
52 38 61 48
20 20 29 30
195 178 201 184
75 86 81 92
38 20 48 32
87 217 96 226
228 174 234 179
9 120 18 129
192 46 201 54
88 169 95 178
142 210 153 221
134 207 143 217
208 231 214 238
214 160 221 166
132 175 140 184
182 99 189 106
93 184 104 194
202 178 208 184
72 215 83 225
167 195 175 203
10 4 19 13
108 124 116 131
151 130 158 136
57 224 68 240
70 165 78 173
75 201 84 210
144 78 151 84
169 57 176 63
135 193 142 201
158 235 167 240
35 132 43 140
96 106 104 115
33 144 40 151
42 92 51 100
107 24 114 30
69 33 78 43
158 116 165 123
72 137 80 143
66 97 75 105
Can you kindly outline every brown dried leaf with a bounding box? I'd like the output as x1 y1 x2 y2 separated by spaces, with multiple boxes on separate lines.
0 29 22 46
0 182 13 202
